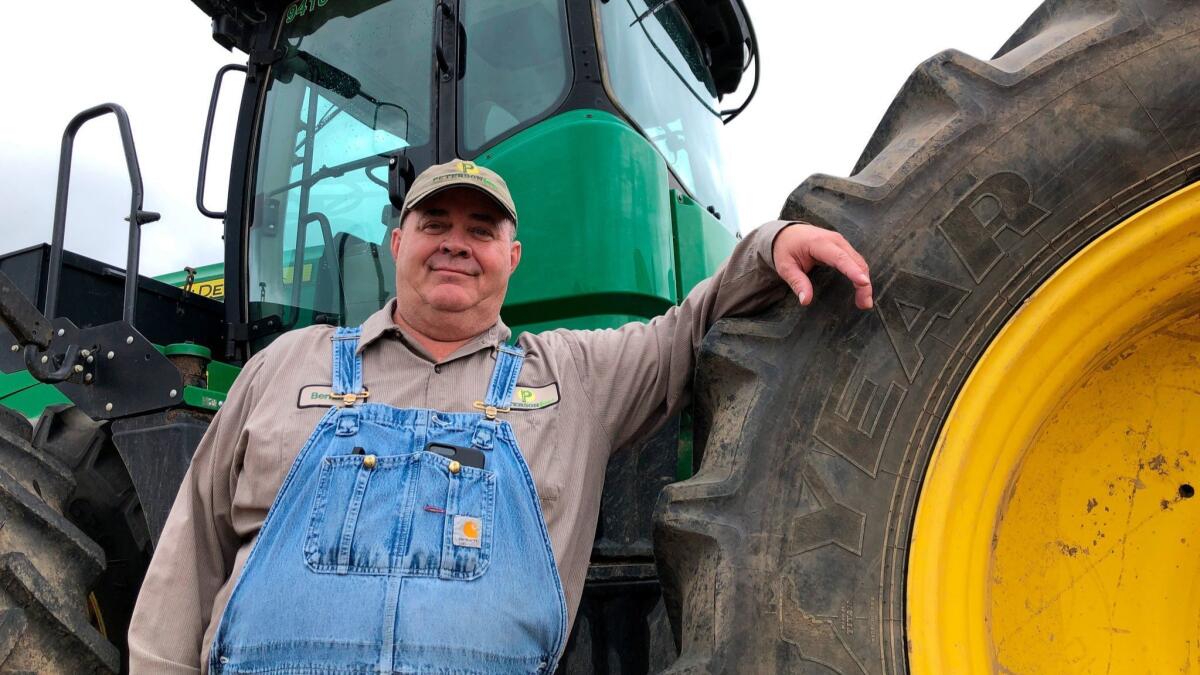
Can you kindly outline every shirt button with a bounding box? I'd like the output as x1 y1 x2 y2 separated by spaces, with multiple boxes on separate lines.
433 364 442 374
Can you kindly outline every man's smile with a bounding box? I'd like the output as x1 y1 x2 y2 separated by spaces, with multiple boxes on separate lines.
428 261 480 277
429 266 477 277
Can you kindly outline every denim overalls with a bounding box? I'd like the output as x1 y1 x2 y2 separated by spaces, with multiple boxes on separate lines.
208 327 567 674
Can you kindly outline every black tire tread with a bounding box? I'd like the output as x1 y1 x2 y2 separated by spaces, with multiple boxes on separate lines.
36 403 150 670
0 552 118 674
0 425 76 513
0 406 32 445
656 1 1200 673
0 408 118 673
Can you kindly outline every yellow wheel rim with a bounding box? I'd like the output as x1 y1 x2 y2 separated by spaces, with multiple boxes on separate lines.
908 181 1200 673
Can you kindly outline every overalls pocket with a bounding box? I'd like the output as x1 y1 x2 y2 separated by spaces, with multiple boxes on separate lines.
400 450 496 580
303 453 415 574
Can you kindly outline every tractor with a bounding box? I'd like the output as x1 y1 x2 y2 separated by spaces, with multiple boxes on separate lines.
0 0 750 671
3 0 1200 673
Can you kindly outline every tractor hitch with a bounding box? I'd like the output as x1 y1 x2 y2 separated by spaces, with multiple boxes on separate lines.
0 268 80 383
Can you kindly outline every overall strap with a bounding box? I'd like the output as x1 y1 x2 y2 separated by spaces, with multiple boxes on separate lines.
484 344 524 410
471 344 524 450
330 326 365 400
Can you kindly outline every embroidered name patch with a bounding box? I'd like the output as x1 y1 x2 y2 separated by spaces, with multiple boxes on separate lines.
453 515 483 548
297 384 337 408
510 383 559 410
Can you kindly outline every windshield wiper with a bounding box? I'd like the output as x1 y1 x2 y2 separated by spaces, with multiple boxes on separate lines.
621 0 720 117
266 153 392 198
630 0 679 26
278 47 361 100
276 46 410 130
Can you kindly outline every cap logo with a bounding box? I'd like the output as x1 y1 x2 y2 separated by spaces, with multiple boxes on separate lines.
407 159 516 225
431 168 501 192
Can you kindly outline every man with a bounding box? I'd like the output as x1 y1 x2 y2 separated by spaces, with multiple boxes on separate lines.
128 160 872 673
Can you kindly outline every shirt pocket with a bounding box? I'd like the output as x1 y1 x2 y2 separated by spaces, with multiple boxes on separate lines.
399 451 496 581
508 412 561 506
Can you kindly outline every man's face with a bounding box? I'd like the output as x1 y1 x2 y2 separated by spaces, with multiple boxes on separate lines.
390 187 521 323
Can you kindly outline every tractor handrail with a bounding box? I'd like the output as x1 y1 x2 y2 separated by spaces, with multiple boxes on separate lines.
197 64 247 219
44 103 160 326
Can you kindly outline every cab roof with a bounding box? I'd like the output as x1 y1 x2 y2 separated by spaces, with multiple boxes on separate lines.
191 0 755 96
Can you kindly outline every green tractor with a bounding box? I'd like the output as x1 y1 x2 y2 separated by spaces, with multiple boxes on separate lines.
5 0 1200 673
0 0 750 671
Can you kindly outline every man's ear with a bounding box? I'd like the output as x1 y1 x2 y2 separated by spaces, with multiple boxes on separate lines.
509 238 522 274
390 225 403 259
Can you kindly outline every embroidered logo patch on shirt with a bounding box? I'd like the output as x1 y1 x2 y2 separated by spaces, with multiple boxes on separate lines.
510 383 559 410
297 384 337 408
453 515 483 548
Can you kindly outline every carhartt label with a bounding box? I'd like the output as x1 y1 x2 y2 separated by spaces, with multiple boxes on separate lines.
297 384 337 408
453 516 483 548
510 383 559 410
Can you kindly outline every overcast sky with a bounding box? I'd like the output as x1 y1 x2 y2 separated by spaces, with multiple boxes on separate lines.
0 1 1040 277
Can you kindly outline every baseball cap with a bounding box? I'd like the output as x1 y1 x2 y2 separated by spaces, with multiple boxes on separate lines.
401 159 518 227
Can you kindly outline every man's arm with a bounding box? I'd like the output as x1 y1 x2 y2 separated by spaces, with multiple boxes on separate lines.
556 220 871 451
126 351 266 673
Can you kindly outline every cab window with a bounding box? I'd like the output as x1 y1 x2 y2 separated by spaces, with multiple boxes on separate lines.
597 0 738 230
458 0 573 154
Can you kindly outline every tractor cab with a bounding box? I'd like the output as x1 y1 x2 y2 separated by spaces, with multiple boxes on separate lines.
194 0 757 355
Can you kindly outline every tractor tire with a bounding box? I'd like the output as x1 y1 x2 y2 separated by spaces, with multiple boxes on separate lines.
34 404 153 673
654 1 1200 673
0 404 119 673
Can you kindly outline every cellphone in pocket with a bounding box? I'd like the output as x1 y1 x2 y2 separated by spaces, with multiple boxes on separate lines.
425 442 486 469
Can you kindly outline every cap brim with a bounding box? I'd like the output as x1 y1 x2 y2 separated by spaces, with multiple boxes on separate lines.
401 184 517 226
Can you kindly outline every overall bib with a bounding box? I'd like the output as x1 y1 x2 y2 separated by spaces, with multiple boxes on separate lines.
208 327 567 674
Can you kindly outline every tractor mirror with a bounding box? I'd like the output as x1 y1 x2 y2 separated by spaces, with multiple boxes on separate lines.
387 155 416 211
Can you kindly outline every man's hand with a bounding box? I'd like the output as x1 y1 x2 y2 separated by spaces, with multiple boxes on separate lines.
770 221 873 310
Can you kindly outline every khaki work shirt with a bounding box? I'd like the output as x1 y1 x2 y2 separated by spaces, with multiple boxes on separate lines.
128 221 791 673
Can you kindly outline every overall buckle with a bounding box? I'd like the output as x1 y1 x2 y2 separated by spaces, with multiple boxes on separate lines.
332 390 370 406
472 401 510 420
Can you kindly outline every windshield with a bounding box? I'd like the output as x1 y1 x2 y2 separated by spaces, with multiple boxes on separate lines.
247 0 576 341
248 0 435 339
597 0 738 230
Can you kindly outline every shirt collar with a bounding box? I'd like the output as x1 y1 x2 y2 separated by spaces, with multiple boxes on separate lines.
356 298 512 362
